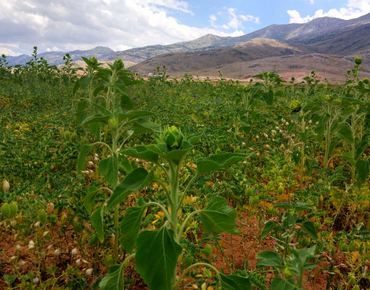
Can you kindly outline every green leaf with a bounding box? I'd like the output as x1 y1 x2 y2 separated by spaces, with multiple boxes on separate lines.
273 202 291 210
164 148 191 165
131 118 162 136
119 156 133 173
121 94 134 111
283 213 297 231
82 114 110 125
99 264 125 290
271 278 297 290
136 227 182 290
99 155 118 188
356 138 370 160
301 221 318 240
117 110 155 124
77 144 93 176
107 168 154 211
187 131 204 146
89 123 101 140
262 90 274 105
196 153 252 175
261 221 279 239
91 206 104 243
357 159 370 182
200 197 239 234
342 152 356 166
120 146 159 163
84 186 99 214
120 205 147 253
92 102 111 116
79 75 92 90
336 123 354 145
220 274 251 290
256 251 282 268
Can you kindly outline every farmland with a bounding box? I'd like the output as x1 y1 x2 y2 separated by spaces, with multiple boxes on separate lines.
1 50 370 290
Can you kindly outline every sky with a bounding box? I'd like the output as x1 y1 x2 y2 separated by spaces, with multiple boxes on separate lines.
1 0 370 56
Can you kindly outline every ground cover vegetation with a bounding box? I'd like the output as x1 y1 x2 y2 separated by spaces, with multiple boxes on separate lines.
1 47 370 290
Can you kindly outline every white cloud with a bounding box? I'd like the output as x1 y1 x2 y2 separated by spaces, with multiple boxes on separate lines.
46 46 59 52
288 0 370 23
0 47 21 56
0 0 245 55
210 7 259 30
114 44 132 51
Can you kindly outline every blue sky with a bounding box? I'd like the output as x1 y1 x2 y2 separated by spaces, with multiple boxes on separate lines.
0 0 369 56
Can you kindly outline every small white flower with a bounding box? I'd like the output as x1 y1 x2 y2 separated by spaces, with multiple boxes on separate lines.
87 161 94 168
316 121 319 125
10 256 17 261
281 118 285 122
34 221 40 228
285 122 289 126
18 260 26 267
10 220 16 227
242 142 246 146
72 248 78 255
15 244 21 251
43 231 49 237
86 268 93 275
54 248 61 256
263 133 268 138
256 135 259 139
33 277 39 284
309 120 312 124
28 240 35 250
76 259 81 265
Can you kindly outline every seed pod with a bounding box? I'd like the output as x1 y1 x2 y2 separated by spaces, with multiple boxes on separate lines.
104 255 114 267
245 187 253 197
339 242 348 253
9 202 18 218
80 137 88 145
1 203 11 219
73 222 83 233
283 267 293 279
3 180 10 193
182 256 194 269
278 186 284 195
314 222 320 231
88 234 98 246
38 210 47 225
204 244 212 257
249 195 259 207
64 130 71 141
349 241 358 252
71 132 77 143
47 202 54 214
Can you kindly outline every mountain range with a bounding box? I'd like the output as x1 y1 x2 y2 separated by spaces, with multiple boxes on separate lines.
5 12 370 82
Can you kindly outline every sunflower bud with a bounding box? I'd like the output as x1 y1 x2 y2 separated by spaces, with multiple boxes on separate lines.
354 56 363 65
162 126 183 150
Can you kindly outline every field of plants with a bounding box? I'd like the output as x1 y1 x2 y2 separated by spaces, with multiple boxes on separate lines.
1 47 370 290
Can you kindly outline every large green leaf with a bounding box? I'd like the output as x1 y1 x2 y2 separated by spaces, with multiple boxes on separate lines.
301 221 318 240
256 251 282 268
131 118 162 136
84 186 99 214
99 264 125 290
357 159 370 182
196 153 252 175
120 146 159 163
261 221 279 239
77 144 93 176
99 155 118 188
271 278 297 290
262 90 274 105
200 197 239 234
120 204 147 253
117 110 155 124
136 227 182 290
342 152 356 166
220 274 251 290
107 168 154 210
81 114 110 125
89 123 101 140
356 138 370 160
121 94 134 111
187 131 204 146
336 123 354 145
91 206 105 243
